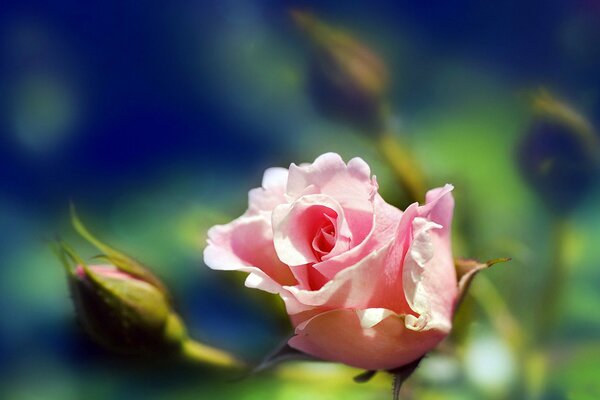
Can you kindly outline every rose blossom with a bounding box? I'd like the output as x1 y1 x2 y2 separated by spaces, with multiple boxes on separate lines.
203 153 458 370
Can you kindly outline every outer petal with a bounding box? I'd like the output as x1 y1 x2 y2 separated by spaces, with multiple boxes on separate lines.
288 308 446 370
403 184 457 331
204 215 297 288
262 167 289 189
419 184 454 243
247 167 289 215
287 153 373 202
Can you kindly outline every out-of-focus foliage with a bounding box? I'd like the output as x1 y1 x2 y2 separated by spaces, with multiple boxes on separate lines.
517 91 600 214
1 1 600 399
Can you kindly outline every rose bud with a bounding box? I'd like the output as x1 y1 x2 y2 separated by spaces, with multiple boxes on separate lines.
517 90 600 214
67 260 184 355
204 153 469 371
57 210 242 367
291 10 388 129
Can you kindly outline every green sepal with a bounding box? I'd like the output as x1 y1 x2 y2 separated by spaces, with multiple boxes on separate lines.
51 241 76 277
455 257 511 303
70 204 170 298
53 239 88 276
353 369 377 383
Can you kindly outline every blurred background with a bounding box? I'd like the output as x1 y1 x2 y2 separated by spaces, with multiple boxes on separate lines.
1 0 600 399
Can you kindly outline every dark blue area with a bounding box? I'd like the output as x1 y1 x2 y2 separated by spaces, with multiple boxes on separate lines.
0 0 279 213
1 0 598 213
181 275 289 360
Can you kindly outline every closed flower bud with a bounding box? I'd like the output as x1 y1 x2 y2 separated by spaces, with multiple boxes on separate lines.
56 208 243 368
56 211 185 356
67 262 184 355
517 91 600 213
291 10 388 129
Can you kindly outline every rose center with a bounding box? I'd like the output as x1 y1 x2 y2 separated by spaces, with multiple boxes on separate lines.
311 213 337 260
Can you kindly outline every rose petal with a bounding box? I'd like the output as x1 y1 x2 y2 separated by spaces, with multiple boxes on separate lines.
288 308 446 370
204 215 296 287
404 185 457 331
247 167 289 215
287 153 373 202
312 194 403 280
262 167 289 189
272 194 351 267
401 217 444 324
419 184 454 242
356 308 396 329
409 232 456 332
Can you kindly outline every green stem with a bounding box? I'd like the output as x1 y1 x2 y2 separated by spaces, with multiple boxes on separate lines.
180 339 245 369
536 216 569 343
469 275 524 351
375 130 427 205
370 104 426 205
519 217 570 399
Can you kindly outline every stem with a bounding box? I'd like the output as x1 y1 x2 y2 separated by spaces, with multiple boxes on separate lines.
469 275 524 351
519 217 569 399
180 339 245 369
536 216 569 343
375 130 427 205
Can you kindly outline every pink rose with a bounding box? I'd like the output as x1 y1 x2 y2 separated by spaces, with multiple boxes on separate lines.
204 153 458 370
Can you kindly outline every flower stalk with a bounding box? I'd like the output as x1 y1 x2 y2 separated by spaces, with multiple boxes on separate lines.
535 216 569 343
375 122 427 205
180 339 243 368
